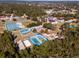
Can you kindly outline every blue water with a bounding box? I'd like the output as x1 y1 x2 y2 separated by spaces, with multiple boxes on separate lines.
69 25 76 28
20 28 31 35
30 37 42 46
32 37 40 44
6 23 21 31
30 34 48 46
36 34 48 41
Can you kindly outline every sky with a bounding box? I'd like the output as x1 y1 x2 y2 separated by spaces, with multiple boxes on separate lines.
0 0 79 1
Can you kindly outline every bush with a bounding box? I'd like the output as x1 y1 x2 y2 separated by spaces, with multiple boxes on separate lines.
43 23 53 29
27 22 42 27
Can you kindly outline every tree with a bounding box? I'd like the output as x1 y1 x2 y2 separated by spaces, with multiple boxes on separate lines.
0 4 46 17
27 22 42 28
43 23 53 29
31 26 79 58
1 20 5 23
44 29 48 33
13 19 17 21
0 51 4 57
32 17 38 21
33 29 37 33
0 31 19 58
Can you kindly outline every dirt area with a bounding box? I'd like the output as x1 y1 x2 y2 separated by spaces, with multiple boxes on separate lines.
22 20 36 27
0 22 5 33
12 30 36 43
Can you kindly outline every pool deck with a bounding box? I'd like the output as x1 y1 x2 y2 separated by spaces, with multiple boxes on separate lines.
22 20 36 27
0 23 5 33
12 30 36 43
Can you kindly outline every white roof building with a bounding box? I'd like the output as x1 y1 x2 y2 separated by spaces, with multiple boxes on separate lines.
58 19 65 23
42 33 59 40
23 40 32 48
21 14 28 18
45 9 53 15
17 40 25 50
51 21 58 24
17 40 32 50
65 20 76 23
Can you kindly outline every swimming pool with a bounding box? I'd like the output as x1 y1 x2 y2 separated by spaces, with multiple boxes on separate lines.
69 25 76 28
5 22 22 31
30 36 42 46
20 28 31 35
36 34 48 42
29 34 48 46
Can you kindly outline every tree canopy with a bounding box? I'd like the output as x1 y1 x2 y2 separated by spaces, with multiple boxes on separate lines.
0 4 46 18
43 23 53 29
0 27 79 58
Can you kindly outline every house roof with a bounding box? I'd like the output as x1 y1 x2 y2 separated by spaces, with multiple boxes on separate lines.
23 40 32 48
17 40 25 50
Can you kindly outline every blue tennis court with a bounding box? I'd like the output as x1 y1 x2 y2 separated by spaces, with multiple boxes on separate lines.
5 22 22 31
29 34 48 46
20 28 31 35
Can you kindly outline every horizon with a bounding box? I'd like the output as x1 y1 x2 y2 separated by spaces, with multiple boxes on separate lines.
0 0 79 1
